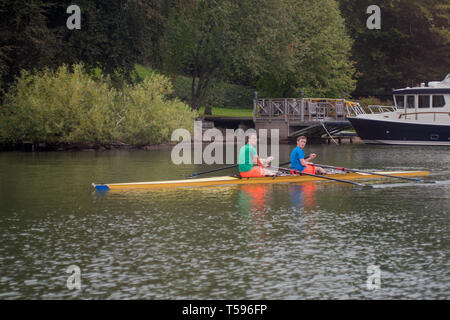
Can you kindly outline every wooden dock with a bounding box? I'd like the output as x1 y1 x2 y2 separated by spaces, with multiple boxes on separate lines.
253 97 358 141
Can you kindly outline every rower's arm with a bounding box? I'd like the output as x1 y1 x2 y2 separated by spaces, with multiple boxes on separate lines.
303 153 317 164
253 155 273 167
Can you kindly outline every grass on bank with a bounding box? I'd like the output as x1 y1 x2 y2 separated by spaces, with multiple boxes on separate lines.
136 64 254 118
198 107 253 117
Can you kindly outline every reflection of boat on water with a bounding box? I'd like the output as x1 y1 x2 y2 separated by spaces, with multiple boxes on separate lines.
238 185 267 211
347 74 450 145
289 182 316 210
93 170 429 191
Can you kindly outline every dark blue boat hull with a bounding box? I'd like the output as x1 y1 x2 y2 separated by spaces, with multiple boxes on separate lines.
347 117 450 145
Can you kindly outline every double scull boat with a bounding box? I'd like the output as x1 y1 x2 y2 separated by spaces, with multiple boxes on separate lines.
92 170 429 191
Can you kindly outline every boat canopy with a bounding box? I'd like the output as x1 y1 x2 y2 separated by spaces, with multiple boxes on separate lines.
393 74 450 95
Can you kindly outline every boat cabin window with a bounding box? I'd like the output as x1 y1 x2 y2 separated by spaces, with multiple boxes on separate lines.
406 95 415 109
394 95 404 109
432 95 445 108
418 95 430 108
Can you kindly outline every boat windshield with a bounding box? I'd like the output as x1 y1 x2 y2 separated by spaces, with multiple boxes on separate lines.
394 95 404 109
418 95 430 108
406 96 415 109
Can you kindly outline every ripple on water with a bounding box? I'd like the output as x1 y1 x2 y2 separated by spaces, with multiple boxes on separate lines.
0 149 449 299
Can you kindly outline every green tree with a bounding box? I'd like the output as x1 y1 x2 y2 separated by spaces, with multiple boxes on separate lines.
338 0 450 95
0 1 58 92
0 0 170 91
48 0 160 84
257 0 356 98
163 0 296 111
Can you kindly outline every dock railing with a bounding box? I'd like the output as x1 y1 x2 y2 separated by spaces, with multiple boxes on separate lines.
253 97 398 123
253 98 354 122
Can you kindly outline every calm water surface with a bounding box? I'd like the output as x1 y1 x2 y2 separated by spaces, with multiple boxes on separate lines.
0 144 448 299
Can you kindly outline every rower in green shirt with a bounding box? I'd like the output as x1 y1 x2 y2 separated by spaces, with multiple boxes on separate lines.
238 133 274 177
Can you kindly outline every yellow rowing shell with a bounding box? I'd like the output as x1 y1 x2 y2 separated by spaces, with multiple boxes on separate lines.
92 170 429 191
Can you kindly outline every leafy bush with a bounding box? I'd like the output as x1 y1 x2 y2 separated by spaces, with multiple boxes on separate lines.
117 74 197 145
0 64 196 146
0 64 117 144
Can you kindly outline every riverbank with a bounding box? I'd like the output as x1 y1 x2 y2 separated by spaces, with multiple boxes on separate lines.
0 134 361 152
0 141 181 152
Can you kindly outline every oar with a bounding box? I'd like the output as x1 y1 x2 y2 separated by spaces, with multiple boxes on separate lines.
313 163 423 182
270 165 372 188
187 161 291 178
187 164 239 178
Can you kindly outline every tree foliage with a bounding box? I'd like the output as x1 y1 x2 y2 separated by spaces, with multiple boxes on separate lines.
0 1 59 90
338 0 450 95
164 0 356 108
163 0 298 110
0 0 170 91
0 64 196 145
257 0 356 98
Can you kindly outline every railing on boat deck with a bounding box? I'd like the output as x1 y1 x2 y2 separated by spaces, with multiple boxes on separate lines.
397 111 450 121
346 104 397 116
367 105 397 114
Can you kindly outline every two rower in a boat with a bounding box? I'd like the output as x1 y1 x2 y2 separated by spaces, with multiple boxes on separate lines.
238 133 275 177
290 136 326 175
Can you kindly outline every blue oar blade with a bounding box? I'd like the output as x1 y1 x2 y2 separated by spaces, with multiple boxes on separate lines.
93 184 110 192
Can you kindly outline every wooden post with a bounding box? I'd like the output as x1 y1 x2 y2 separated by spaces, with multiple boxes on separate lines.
284 98 288 123
300 91 305 122
269 100 272 123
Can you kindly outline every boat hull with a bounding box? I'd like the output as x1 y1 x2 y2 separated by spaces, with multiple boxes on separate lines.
92 171 429 191
347 117 450 146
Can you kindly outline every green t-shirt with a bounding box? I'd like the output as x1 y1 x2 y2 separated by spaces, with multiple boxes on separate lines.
238 144 257 172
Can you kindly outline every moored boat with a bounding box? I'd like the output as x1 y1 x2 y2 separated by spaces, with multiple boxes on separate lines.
347 74 450 145
92 170 429 191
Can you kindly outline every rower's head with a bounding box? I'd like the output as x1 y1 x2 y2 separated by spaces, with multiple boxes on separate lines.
246 133 258 147
297 136 307 148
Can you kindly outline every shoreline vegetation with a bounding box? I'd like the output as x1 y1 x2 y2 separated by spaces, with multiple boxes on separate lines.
0 63 386 152
0 64 198 151
0 63 389 152
1 1 447 152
